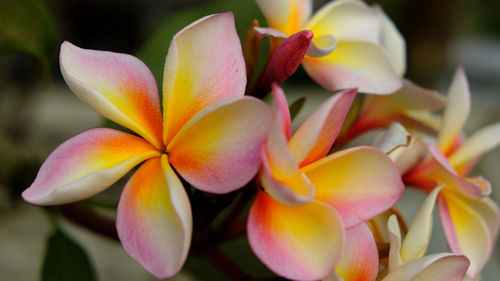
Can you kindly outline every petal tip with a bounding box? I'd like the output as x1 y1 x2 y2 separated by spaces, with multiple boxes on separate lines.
21 187 39 205
301 29 314 40
21 183 55 206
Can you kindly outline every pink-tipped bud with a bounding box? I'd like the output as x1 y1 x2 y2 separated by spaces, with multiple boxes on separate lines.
251 30 313 97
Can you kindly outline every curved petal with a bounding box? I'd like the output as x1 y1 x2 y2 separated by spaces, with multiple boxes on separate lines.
271 84 292 140
412 255 470 281
256 0 312 35
438 193 499 278
335 223 378 281
428 143 488 198
383 253 469 281
438 66 470 154
367 208 403 245
247 191 344 281
301 146 404 228
307 34 337 58
261 115 313 206
116 156 192 279
349 80 444 140
59 42 163 149
302 41 402 94
305 0 382 42
255 0 290 33
400 185 443 263
374 122 410 154
22 128 160 205
288 88 357 166
465 176 492 196
260 170 316 206
387 215 403 271
406 143 488 198
162 12 246 144
261 149 315 206
361 79 445 121
374 5 406 76
253 26 288 39
168 97 273 194
265 117 298 180
389 135 427 175
463 196 500 246
449 122 500 172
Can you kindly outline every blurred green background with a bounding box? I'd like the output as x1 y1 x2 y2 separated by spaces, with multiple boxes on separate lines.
1 0 500 280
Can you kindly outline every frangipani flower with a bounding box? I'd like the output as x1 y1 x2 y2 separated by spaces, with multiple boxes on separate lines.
255 0 405 94
404 67 500 278
326 125 424 281
326 187 469 281
247 84 403 280
22 13 273 278
382 185 470 281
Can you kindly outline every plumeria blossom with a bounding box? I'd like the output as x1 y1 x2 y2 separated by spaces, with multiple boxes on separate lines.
404 67 500 278
326 124 419 281
22 13 273 279
255 0 404 94
381 185 470 281
247 84 403 280
328 186 470 281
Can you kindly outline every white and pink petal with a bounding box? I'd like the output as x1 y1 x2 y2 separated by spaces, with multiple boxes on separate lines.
271 84 292 140
383 253 469 281
256 0 312 35
438 192 500 278
260 150 315 206
301 146 404 228
400 185 443 263
116 156 192 279
22 128 160 205
438 66 471 154
448 122 500 173
334 223 378 281
60 42 163 149
305 0 382 43
302 41 403 94
167 97 273 194
162 12 247 144
374 5 406 76
288 88 357 166
248 191 344 281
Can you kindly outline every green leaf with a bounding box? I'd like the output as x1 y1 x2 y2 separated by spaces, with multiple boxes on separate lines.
42 230 98 281
289 96 306 121
0 0 57 73
137 0 265 83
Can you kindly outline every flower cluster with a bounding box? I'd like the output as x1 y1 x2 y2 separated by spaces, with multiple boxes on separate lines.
22 0 499 280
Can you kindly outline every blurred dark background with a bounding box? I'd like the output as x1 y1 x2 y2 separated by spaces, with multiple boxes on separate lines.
1 0 499 280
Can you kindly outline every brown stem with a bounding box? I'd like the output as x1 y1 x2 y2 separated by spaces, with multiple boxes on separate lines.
378 242 391 259
220 219 247 242
217 183 257 233
202 247 254 281
58 203 118 241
